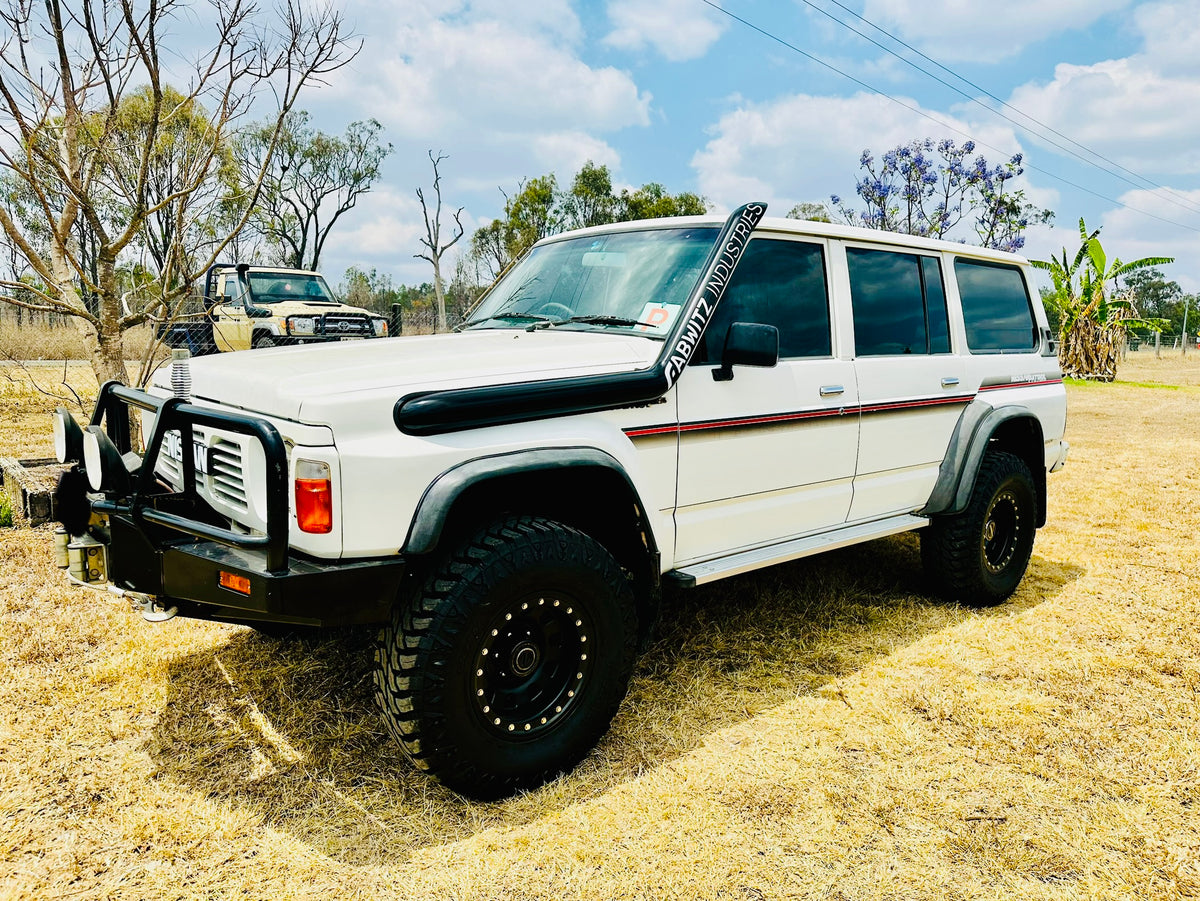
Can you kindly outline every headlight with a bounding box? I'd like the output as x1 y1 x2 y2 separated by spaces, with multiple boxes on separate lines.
52 407 85 463
83 426 131 493
290 316 316 336
372 318 388 337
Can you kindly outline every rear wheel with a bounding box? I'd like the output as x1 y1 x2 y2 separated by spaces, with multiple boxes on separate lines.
374 516 637 799
922 450 1037 606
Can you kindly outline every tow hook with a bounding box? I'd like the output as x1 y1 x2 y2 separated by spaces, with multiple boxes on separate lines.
129 592 179 623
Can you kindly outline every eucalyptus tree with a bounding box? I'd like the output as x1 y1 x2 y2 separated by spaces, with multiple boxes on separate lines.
415 150 465 333
237 111 392 271
0 0 355 387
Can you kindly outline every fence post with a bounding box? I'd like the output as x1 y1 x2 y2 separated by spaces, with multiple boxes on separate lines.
390 303 404 337
1155 330 1161 358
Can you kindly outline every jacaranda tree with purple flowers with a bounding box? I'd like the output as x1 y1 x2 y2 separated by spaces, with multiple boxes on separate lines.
831 139 1053 252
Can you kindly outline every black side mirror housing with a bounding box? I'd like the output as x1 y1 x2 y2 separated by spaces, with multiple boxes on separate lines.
714 321 779 381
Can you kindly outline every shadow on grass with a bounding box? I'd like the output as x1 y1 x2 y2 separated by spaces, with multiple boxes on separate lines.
144 533 1082 864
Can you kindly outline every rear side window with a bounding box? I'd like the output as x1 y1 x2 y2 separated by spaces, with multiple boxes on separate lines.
698 238 831 362
955 259 1037 352
847 248 949 356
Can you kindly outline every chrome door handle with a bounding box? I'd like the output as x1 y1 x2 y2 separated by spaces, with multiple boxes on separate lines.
819 385 845 397
940 377 960 387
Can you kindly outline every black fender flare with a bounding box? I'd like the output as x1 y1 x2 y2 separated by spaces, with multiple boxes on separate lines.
403 446 658 557
923 401 1045 522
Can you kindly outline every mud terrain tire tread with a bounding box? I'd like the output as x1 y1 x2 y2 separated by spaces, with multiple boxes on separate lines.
374 515 637 799
921 450 1037 607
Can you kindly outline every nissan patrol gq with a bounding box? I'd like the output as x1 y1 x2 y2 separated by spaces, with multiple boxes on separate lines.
49 203 1068 799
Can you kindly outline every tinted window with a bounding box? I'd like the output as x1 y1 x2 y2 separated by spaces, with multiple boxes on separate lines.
698 239 831 362
847 249 927 356
922 256 951 354
955 259 1037 351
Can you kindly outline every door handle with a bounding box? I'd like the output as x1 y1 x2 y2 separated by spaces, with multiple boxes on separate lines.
940 377 960 388
819 385 845 397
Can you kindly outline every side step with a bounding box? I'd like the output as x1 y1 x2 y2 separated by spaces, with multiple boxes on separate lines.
664 513 929 588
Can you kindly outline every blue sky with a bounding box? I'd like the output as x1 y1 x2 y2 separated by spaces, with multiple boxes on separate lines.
301 0 1200 293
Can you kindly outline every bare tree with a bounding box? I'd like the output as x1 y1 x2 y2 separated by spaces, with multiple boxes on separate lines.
0 0 356 388
415 151 464 332
237 111 392 271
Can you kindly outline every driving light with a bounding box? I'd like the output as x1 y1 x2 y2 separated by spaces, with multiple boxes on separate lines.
294 459 332 534
83 425 131 493
52 407 85 464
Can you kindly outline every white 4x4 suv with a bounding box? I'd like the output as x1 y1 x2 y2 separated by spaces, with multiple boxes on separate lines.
51 203 1067 799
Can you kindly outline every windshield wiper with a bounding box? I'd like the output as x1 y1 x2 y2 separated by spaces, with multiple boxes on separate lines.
458 312 557 331
555 315 660 329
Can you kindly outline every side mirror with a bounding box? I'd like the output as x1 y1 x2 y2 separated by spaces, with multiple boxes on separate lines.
714 321 779 381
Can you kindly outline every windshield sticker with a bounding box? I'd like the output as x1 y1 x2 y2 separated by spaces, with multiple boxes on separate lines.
637 303 681 334
662 202 767 386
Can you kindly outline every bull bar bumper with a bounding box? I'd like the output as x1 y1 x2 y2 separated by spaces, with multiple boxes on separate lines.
57 381 405 627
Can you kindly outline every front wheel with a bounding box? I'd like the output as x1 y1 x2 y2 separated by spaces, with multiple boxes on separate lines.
374 516 638 799
252 333 277 349
921 450 1037 606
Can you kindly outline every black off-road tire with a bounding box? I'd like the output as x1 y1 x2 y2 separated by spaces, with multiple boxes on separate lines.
252 333 277 349
921 450 1037 607
374 516 638 800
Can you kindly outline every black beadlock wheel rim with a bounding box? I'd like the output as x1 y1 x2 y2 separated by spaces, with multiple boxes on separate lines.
982 489 1021 574
472 594 593 738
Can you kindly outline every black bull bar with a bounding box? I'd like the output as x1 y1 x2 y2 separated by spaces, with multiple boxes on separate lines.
68 381 403 626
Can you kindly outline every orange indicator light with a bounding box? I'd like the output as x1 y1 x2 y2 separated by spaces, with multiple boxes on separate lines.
219 571 252 595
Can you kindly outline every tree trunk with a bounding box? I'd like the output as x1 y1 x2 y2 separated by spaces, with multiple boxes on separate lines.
90 254 130 388
432 257 447 333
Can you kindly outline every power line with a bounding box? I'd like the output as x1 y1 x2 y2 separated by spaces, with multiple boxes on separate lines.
700 0 1200 235
807 0 1200 218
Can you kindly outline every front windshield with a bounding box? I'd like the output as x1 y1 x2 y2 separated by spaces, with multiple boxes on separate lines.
244 272 336 304
465 226 718 338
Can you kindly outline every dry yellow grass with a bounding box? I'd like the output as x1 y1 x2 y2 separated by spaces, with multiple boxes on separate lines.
1 358 1198 900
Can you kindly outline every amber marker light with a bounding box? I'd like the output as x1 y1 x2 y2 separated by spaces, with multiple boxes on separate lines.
295 459 333 534
219 571 252 595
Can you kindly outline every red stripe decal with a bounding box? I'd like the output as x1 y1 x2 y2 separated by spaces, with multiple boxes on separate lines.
978 379 1063 391
623 382 1059 439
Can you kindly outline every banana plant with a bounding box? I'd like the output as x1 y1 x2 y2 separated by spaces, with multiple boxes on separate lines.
1033 218 1173 381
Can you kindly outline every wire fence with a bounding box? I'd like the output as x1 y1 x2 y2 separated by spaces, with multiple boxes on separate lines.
0 302 471 372
1126 332 1198 355
4 302 1193 372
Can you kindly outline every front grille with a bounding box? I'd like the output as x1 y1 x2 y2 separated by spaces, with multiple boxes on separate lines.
321 314 372 336
209 436 247 508
156 427 248 510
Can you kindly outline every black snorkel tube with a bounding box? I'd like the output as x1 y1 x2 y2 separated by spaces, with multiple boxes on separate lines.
393 202 767 436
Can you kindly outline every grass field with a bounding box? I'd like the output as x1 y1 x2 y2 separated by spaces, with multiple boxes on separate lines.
1 355 1198 900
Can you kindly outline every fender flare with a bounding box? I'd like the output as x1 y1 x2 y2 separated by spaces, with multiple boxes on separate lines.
923 401 1044 519
403 446 658 556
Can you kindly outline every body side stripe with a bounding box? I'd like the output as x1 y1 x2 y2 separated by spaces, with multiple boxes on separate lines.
622 380 1060 440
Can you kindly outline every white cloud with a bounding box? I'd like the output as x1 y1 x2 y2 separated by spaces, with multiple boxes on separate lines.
1095 187 1200 293
353 18 650 138
1019 186 1200 294
309 1 655 285
322 184 485 284
604 0 726 62
691 91 1023 215
1006 9 1200 174
530 131 622 175
859 0 1133 63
